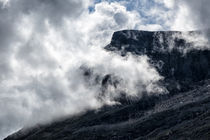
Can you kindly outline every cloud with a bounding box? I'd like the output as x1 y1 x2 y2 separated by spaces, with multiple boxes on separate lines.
0 0 166 139
3 0 210 139
2 0 210 139
170 4 197 31
181 0 210 29
155 0 210 31
154 0 175 9
160 0 210 51
10 0 91 26
123 0 174 30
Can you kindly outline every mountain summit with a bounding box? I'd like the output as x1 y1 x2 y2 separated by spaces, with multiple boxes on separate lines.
106 30 210 93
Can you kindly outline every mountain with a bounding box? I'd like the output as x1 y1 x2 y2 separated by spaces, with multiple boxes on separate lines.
4 30 210 140
106 30 210 90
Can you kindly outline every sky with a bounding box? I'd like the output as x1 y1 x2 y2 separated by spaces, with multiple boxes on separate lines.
0 0 209 139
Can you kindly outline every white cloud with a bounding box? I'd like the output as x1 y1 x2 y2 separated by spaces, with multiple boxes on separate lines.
182 0 210 29
156 0 210 31
155 0 175 9
0 0 166 139
2 0 210 139
171 4 197 31
78 2 142 46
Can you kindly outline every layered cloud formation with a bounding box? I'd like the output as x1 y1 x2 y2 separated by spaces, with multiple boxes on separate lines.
0 0 208 139
0 0 165 139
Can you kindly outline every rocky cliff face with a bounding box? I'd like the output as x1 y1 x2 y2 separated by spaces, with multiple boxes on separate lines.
106 30 210 82
106 30 210 92
4 30 210 140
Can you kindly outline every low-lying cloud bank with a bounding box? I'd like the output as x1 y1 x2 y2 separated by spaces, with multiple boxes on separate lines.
0 0 167 139
1 0 210 139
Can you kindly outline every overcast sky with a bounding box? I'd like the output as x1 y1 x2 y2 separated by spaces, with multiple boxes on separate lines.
0 0 208 139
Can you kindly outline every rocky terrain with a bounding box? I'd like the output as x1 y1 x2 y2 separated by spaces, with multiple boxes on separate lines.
4 30 210 140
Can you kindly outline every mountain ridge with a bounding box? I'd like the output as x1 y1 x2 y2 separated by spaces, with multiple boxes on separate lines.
106 30 210 92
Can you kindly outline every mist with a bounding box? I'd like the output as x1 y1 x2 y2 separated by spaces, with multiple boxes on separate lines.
182 0 210 29
1 0 210 139
0 0 167 139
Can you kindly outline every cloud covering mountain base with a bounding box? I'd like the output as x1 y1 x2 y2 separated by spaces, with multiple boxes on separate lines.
1 0 210 139
0 0 167 139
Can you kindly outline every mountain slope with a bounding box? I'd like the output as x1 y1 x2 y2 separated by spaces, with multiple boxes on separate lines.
4 30 210 140
4 80 210 140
